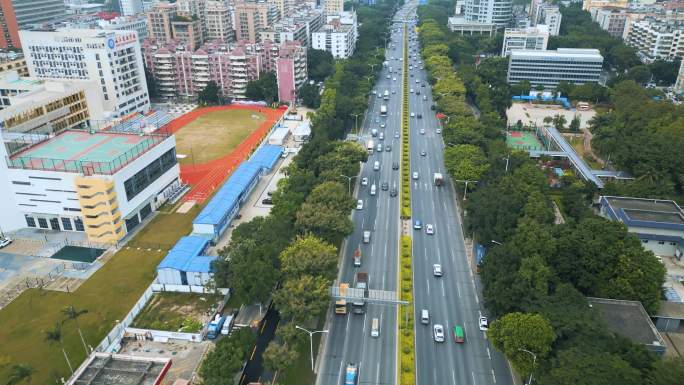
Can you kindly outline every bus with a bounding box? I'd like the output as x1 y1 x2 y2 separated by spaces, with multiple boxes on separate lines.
345 363 358 385
380 105 387 116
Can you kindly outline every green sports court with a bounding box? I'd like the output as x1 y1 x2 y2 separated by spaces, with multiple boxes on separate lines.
506 131 544 151
10 130 161 174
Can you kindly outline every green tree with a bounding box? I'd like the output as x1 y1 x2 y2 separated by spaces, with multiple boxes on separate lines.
262 341 299 374
279 235 338 281
6 364 35 385
44 323 73 375
299 83 321 108
197 81 223 106
625 65 652 85
61 306 89 356
552 114 567 130
488 312 556 378
273 274 330 322
307 49 335 82
648 357 684 385
444 144 490 182
245 73 278 104
569 115 581 132
540 347 642 385
215 237 279 304
648 59 680 84
295 181 354 245
199 328 256 385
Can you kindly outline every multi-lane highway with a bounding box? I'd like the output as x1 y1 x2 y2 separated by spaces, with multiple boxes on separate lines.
316 6 412 385
404 7 515 385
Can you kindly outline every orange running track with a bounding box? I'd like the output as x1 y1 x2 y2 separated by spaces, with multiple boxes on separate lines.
159 105 287 203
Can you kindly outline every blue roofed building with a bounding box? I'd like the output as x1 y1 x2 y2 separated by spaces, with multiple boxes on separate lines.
250 144 283 173
156 236 217 288
599 196 684 258
192 162 262 239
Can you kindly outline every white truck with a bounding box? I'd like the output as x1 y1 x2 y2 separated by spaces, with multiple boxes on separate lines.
380 105 387 116
367 140 374 154
433 172 444 186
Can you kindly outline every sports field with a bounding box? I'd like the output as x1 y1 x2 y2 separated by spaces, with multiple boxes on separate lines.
173 109 265 165
0 207 199 384
506 130 544 151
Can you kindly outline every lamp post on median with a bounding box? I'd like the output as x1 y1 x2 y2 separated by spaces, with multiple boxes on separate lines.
518 348 538 385
340 174 358 196
295 325 328 371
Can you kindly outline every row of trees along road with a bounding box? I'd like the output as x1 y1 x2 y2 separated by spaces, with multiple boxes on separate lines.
196 1 400 384
417 1 684 384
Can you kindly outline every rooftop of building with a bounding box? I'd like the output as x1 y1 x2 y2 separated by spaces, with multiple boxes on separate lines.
504 24 550 34
157 236 216 273
601 196 684 226
66 353 170 385
587 297 666 348
510 48 604 59
7 129 169 175
448 16 497 26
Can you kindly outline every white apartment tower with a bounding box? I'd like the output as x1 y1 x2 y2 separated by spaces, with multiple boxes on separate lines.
501 25 549 56
540 5 561 35
464 0 513 27
206 0 235 42
120 0 144 16
20 29 150 119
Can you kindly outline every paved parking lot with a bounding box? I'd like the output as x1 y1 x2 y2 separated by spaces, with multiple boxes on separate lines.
506 102 595 130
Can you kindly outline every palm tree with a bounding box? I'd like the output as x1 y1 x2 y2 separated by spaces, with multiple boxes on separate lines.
6 363 35 385
61 305 90 356
44 323 73 374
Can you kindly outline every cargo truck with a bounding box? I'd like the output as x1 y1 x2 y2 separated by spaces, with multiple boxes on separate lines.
207 314 226 339
433 172 444 186
336 283 349 314
367 140 374 154
352 272 369 314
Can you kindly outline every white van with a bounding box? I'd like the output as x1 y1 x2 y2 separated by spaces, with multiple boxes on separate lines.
421 309 429 324
363 230 371 243
371 318 380 337
373 161 380 171
370 184 376 196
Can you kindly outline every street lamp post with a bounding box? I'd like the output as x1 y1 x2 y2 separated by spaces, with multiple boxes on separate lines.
518 348 538 385
340 174 358 196
295 325 329 371
454 179 478 200
352 113 362 134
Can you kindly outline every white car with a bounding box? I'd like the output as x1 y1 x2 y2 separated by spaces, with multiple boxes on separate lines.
386 75 390 79
393 78 397 82
436 128 442 134
479 317 489 331
361 177 368 186
426 224 434 235
380 123 386 128
410 112 415 117
394 131 400 138
433 264 443 277
433 324 445 343
356 200 364 210
420 129 425 135
412 172 419 180
410 88 414 93
0 237 12 249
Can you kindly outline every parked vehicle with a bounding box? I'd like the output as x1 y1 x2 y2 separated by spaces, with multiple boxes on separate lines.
207 314 226 339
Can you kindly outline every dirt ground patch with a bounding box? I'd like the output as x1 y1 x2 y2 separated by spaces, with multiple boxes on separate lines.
132 292 224 333
174 109 265 165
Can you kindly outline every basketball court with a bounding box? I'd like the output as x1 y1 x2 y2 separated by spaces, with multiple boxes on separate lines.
506 131 544 151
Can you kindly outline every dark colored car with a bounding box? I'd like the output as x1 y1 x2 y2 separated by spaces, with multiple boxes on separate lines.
381 182 389 191
262 198 273 205
392 162 399 170
390 188 398 197
430 104 436 110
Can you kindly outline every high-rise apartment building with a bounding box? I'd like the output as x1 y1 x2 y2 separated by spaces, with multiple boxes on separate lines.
625 18 684 61
276 40 307 103
20 29 150 118
97 16 149 43
464 0 513 27
120 0 144 16
206 0 235 42
6 0 66 28
259 7 324 46
0 0 21 49
312 11 358 58
171 17 204 51
507 48 604 88
234 0 280 43
594 7 629 37
146 2 177 43
540 5 561 35
325 0 344 14
674 59 684 93
582 0 629 12
501 25 549 56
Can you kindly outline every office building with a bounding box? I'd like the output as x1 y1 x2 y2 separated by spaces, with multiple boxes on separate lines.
501 25 549 56
507 48 604 88
0 0 21 49
259 7 324 46
464 0 513 27
94 16 149 43
20 29 150 118
0 53 27 76
311 11 357 58
120 0 144 16
276 40 307 103
325 0 344 15
206 0 235 42
146 2 177 43
142 39 307 100
625 18 684 61
234 0 280 43
3 0 66 29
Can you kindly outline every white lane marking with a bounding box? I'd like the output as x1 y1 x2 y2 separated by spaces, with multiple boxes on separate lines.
426 279 430 295
472 371 477 385
452 370 457 385
441 281 446 297
457 283 461 298
475 293 480 305
492 369 497 383
487 347 492 360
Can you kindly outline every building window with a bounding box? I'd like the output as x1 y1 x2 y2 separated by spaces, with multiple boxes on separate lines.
658 241 665 245
61 217 73 231
37 218 49 229
74 218 85 231
123 148 177 201
26 216 36 227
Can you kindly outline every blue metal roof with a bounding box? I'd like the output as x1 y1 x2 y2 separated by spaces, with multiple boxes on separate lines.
157 236 216 273
193 162 262 226
250 144 283 171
